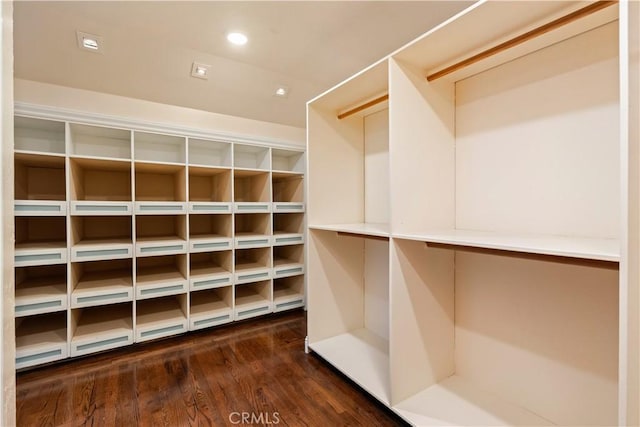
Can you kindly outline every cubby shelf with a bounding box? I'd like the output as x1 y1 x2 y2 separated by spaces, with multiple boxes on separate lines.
71 260 133 309
189 251 233 291
272 173 304 213
15 117 65 155
70 123 131 160
235 213 271 249
189 214 232 253
70 157 132 216
189 287 234 330
70 216 133 262
271 149 304 174
188 166 232 214
188 138 232 168
15 265 67 317
273 213 304 246
135 215 187 257
134 162 186 214
15 312 67 370
234 144 269 170
134 131 185 165
234 281 272 321
235 247 271 284
234 169 271 213
15 217 67 267
70 303 133 357
15 153 66 216
273 275 304 313
136 255 187 300
273 245 304 278
136 296 188 343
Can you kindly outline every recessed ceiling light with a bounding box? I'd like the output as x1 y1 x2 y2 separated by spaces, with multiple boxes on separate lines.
191 62 211 79
227 32 248 46
76 31 103 53
274 85 289 98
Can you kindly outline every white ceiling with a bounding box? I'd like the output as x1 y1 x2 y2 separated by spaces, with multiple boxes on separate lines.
13 1 472 128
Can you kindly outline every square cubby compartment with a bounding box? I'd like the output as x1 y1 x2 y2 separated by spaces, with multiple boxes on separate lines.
15 153 66 202
234 144 269 170
189 251 233 291
15 117 65 155
189 214 232 252
234 170 270 213
272 173 304 213
135 215 187 257
15 217 67 267
69 123 131 160
235 247 271 284
136 295 187 343
273 245 304 279
135 163 186 214
70 302 133 357
16 311 68 370
188 138 231 168
70 158 132 215
15 264 67 317
189 287 233 331
235 213 271 249
273 275 304 313
271 149 304 174
188 166 232 214
134 132 186 164
273 213 304 246
71 259 133 308
136 254 188 300
235 280 272 321
71 216 133 262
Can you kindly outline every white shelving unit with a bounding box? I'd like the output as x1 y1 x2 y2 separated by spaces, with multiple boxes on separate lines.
273 213 304 246
273 244 304 279
272 172 304 213
12 111 305 368
307 2 636 426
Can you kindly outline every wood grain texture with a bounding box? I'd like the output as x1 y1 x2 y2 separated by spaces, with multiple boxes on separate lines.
17 310 406 426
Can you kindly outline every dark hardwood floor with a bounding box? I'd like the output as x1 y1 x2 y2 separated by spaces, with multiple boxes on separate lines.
17 310 407 426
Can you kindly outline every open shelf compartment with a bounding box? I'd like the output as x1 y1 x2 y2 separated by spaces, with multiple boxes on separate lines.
71 259 133 308
272 173 304 213
234 280 272 321
14 152 66 216
134 131 186 164
273 275 304 313
235 247 271 284
273 244 304 279
189 214 232 252
136 254 187 300
15 264 67 317
14 116 65 155
271 148 304 174
234 169 271 213
135 294 188 343
15 217 67 267
69 123 131 160
70 302 133 357
188 166 232 214
134 162 187 214
273 213 304 246
235 213 271 249
189 287 233 331
16 311 68 370
188 138 232 168
70 157 132 216
135 215 187 257
189 251 233 291
70 216 133 262
233 144 269 170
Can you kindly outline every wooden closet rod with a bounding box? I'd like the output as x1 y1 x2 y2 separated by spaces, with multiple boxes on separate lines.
337 94 389 120
426 0 617 82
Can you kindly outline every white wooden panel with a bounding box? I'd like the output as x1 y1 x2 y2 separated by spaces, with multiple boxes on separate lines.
455 23 620 238
455 251 619 426
364 109 389 224
364 238 389 341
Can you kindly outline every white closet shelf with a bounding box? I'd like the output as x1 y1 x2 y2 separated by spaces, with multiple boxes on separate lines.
136 266 187 300
309 223 390 238
70 201 133 216
71 239 133 262
14 200 67 217
273 286 304 313
189 234 233 253
273 258 304 279
135 236 187 257
134 201 187 215
190 297 233 331
71 306 133 357
393 230 619 262
272 232 304 246
190 264 233 291
393 375 553 426
310 328 390 405
234 232 272 249
136 298 187 343
16 317 67 370
234 261 271 284
15 241 67 267
272 202 305 213
72 269 133 308
234 286 272 320
15 277 67 317
188 202 232 214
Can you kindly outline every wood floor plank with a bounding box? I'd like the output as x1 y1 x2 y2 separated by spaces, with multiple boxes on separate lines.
17 310 407 426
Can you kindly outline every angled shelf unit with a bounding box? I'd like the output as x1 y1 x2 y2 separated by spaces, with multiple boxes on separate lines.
235 247 271 284
234 280 271 321
135 295 188 343
188 166 232 214
189 287 234 331
14 153 66 217
69 157 132 216
71 259 133 309
234 169 271 213
15 311 68 370
135 255 188 300
70 302 134 357
189 213 232 253
135 215 187 257
234 213 271 249
307 1 637 426
189 251 233 291
15 264 67 317
273 275 304 313
273 244 304 279
70 216 133 262
273 212 304 246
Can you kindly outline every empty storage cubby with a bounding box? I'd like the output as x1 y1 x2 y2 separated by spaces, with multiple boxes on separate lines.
134 131 186 164
188 138 232 168
69 123 131 160
234 280 272 321
235 247 271 284
273 213 304 246
273 275 304 313
189 287 234 331
70 302 133 357
14 116 65 155
71 259 133 308
234 213 271 248
234 144 269 170
189 214 232 252
273 244 304 279
189 251 233 291
136 254 187 300
272 173 304 213
136 294 188 343
135 215 187 257
70 157 132 215
271 149 304 173
188 166 232 213
70 216 133 262
15 217 67 267
15 311 68 370
135 163 187 214
234 170 270 212
14 153 66 216
15 264 67 317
